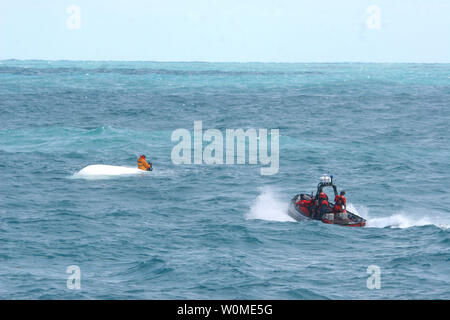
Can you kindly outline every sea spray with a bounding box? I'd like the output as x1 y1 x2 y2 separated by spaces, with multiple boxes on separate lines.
246 187 295 222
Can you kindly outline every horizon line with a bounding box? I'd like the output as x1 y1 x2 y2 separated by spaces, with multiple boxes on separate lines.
1 58 449 64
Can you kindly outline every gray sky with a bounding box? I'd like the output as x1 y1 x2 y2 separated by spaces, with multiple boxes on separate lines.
1 0 449 62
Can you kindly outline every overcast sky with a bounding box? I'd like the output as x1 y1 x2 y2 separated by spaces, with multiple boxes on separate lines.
1 0 449 62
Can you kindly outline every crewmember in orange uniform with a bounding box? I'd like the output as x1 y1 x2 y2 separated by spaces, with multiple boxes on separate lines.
333 190 347 213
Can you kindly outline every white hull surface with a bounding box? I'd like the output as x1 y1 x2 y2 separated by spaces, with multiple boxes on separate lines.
73 164 147 179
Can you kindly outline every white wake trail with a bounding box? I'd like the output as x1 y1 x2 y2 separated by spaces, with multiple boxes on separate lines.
347 203 446 229
366 214 434 229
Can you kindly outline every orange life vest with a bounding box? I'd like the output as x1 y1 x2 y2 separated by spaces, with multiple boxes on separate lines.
137 156 151 170
296 199 312 207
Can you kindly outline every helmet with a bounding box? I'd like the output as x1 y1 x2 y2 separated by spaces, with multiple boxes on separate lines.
319 192 328 199
140 154 146 158
340 190 346 196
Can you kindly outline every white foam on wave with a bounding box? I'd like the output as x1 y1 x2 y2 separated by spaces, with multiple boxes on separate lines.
72 164 148 180
347 203 448 229
366 214 434 229
246 187 295 222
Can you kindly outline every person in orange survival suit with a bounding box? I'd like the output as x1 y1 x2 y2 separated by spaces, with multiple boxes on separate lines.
296 195 314 217
137 154 152 171
333 190 347 213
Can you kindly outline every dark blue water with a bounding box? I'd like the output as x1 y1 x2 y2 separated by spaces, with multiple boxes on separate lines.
0 61 449 299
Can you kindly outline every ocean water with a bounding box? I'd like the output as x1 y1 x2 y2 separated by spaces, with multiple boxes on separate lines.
0 60 449 299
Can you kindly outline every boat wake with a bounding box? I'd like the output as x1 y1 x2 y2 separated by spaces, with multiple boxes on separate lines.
71 164 149 180
366 214 434 229
347 203 448 229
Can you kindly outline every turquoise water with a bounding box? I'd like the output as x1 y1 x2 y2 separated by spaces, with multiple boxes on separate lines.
0 61 449 299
